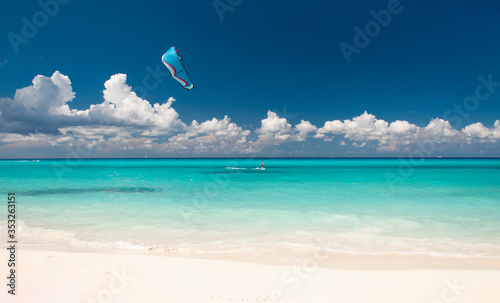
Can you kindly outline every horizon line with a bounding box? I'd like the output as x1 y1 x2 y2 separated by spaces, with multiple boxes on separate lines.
1 157 500 160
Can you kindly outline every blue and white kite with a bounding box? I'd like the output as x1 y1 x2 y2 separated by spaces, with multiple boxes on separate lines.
162 46 194 90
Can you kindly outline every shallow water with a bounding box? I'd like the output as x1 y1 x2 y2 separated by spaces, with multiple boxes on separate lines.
1 158 499 261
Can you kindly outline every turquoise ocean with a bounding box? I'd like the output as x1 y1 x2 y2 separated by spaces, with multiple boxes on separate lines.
1 158 499 262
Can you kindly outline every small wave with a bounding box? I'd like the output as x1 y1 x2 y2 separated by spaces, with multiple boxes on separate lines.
70 239 148 251
332 214 350 219
0 221 149 252
0 221 76 244
0 160 40 163
23 186 160 196
224 167 265 171
3 221 500 260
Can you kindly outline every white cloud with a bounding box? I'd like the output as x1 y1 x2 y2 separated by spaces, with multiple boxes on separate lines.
313 112 495 152
494 120 500 139
294 120 318 142
14 71 77 116
353 142 367 147
0 72 186 136
386 120 419 143
0 72 499 157
163 116 253 153
462 120 500 143
463 122 490 139
419 118 462 144
316 112 389 142
0 132 54 143
0 71 87 134
316 111 419 148
256 110 293 142
0 72 256 156
87 74 184 131
256 111 318 143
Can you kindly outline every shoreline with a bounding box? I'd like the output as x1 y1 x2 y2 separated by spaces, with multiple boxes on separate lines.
3 243 500 271
2 249 500 302
121 248 500 271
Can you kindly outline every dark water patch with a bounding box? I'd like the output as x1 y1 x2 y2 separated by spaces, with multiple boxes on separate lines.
22 187 161 196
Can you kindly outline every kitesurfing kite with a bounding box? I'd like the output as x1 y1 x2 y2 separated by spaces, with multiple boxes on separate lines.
162 46 194 90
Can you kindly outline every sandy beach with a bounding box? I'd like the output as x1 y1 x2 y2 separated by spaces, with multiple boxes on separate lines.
2 160 500 302
2 249 500 303
2 0 500 300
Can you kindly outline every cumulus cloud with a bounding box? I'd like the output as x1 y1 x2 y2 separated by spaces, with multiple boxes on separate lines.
462 120 500 143
255 111 318 144
463 122 491 139
87 74 185 132
420 118 462 144
0 71 86 134
295 120 318 142
0 72 499 157
0 72 186 137
315 111 390 142
0 71 254 156
316 111 417 147
163 116 253 153
256 110 293 142
314 112 471 151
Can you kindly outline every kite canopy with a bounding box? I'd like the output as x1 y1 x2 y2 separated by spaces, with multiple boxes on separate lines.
162 46 194 90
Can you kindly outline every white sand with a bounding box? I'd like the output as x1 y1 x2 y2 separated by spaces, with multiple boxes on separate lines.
1 250 500 303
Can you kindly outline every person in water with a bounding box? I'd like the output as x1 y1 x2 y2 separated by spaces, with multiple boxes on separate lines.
261 163 264 169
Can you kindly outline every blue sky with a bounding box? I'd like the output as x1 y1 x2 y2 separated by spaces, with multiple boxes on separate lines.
0 0 499 157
